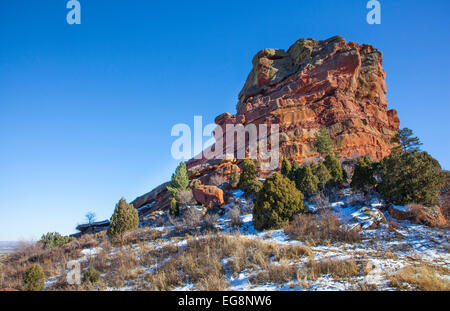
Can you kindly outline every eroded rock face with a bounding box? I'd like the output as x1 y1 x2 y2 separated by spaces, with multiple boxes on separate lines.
187 36 400 176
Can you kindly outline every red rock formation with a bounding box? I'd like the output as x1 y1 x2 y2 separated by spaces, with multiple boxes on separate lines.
130 36 400 212
192 182 224 208
187 36 400 176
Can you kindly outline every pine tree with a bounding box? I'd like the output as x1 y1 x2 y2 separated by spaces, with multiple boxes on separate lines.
314 126 333 156
315 162 332 190
253 173 304 230
392 128 423 151
296 165 319 197
24 264 45 291
167 162 189 199
107 198 139 242
351 156 376 191
281 158 291 178
324 153 344 184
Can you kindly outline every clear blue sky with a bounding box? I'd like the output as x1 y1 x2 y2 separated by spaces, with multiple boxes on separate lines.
1 0 449 241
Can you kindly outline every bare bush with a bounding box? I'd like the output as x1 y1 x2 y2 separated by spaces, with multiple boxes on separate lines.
309 192 330 210
202 213 218 231
179 190 195 206
229 206 242 228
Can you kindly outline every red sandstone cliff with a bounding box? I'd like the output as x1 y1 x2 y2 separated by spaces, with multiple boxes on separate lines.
133 36 400 211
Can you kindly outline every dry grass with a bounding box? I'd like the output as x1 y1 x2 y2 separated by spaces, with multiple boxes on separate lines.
285 212 361 246
388 264 450 291
143 234 313 290
302 258 360 280
250 260 298 284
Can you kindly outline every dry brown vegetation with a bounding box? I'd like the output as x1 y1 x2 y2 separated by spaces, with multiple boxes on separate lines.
388 263 450 291
143 234 313 290
285 212 361 245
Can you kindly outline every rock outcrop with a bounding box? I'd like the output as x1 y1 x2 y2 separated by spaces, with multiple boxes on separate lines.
192 182 224 208
78 36 401 233
187 36 400 177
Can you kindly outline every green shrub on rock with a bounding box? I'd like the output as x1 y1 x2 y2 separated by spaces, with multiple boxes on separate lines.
281 158 291 178
253 173 304 230
24 264 45 291
107 198 139 242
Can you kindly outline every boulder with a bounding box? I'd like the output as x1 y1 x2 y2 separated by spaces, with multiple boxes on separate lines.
192 182 224 208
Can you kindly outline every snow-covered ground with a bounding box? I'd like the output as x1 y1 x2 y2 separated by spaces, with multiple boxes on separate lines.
42 188 450 291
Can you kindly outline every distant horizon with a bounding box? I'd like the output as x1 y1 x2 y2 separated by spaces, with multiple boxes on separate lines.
1 0 449 241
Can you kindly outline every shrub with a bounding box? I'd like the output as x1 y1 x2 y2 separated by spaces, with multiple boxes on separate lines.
351 156 376 191
296 165 319 197
229 169 240 188
169 197 179 216
289 160 300 182
40 232 74 249
243 179 263 198
324 153 344 184
238 159 256 189
314 162 332 190
281 158 291 177
314 126 333 156
107 198 139 242
24 264 45 291
83 266 100 285
229 206 242 228
253 173 304 230
378 150 445 206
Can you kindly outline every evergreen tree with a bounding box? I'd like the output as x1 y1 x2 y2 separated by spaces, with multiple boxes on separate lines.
289 161 300 182
296 165 319 197
253 173 304 230
281 158 291 178
315 162 332 190
324 153 344 184
378 150 445 206
24 264 45 291
351 156 376 191
166 162 189 199
392 128 423 151
314 126 333 156
169 197 179 216
107 198 139 242
238 159 255 188
229 169 240 188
